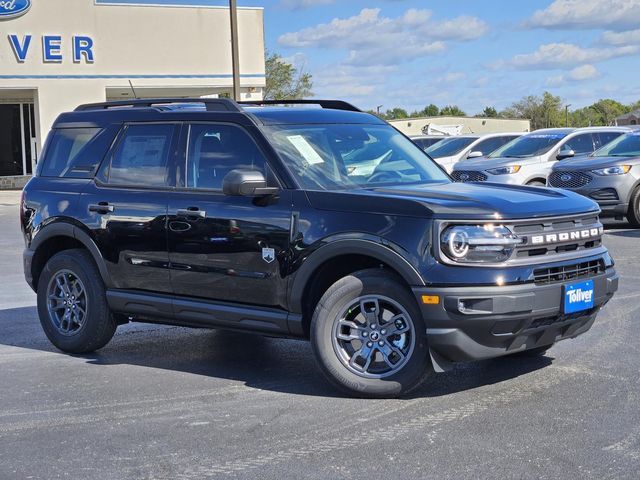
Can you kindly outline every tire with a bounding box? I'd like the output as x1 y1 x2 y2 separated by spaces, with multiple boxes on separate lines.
37 249 116 354
626 187 640 228
507 345 552 358
526 180 546 187
310 269 431 398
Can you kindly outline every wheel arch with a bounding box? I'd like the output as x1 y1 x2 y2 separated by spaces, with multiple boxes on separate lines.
30 222 112 292
288 239 424 337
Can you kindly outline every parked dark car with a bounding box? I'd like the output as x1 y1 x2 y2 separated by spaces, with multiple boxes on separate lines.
549 130 640 226
409 135 446 151
21 98 618 398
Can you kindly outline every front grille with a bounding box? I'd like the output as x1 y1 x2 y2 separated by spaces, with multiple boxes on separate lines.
548 171 593 189
451 170 488 182
533 259 604 285
512 214 603 260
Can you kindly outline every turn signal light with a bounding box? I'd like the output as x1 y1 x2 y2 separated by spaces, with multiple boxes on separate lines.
421 295 440 305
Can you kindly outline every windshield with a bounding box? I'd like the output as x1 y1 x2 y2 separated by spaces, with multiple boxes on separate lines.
261 124 450 190
489 132 568 158
593 131 640 157
425 137 477 158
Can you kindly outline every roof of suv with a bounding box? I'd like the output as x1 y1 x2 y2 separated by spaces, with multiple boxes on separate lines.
57 98 385 128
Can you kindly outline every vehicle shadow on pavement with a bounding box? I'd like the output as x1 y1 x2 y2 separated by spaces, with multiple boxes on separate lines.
1 305 552 399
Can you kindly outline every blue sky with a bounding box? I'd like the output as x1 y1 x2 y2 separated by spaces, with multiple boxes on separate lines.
120 0 640 115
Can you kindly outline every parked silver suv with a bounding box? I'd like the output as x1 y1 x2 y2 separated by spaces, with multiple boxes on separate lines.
425 133 521 173
549 130 640 226
451 127 630 186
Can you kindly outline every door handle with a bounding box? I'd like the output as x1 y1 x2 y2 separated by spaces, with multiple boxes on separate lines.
176 208 206 219
89 203 115 214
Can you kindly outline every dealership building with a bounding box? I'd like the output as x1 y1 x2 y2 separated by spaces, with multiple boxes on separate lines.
0 0 266 188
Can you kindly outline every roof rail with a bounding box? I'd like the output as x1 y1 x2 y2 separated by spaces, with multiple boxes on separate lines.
74 98 242 112
238 99 362 112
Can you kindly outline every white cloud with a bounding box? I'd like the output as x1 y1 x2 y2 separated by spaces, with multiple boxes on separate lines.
546 64 600 86
497 42 638 70
527 0 640 31
278 8 488 66
602 28 640 45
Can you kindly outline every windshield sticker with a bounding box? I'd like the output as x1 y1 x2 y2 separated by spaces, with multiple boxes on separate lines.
286 135 325 165
525 134 566 139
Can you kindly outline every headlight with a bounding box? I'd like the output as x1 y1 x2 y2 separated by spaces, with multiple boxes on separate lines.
486 165 521 175
592 165 631 176
441 225 523 263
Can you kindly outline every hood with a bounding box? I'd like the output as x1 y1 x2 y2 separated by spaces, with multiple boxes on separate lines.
305 181 599 220
553 155 640 171
454 155 541 171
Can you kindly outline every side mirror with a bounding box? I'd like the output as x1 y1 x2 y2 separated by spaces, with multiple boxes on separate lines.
467 151 483 159
222 169 279 197
556 149 575 160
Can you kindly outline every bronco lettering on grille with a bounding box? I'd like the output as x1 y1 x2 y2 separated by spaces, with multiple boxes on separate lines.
530 227 602 245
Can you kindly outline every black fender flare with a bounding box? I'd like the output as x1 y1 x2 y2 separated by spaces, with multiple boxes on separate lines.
30 222 113 288
288 238 425 315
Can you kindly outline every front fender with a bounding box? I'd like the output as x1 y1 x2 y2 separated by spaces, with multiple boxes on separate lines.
287 236 425 315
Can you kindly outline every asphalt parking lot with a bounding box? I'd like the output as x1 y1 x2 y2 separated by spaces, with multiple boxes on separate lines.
1 189 639 480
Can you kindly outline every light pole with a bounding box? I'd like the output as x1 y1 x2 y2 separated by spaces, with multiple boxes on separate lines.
376 105 383 115
229 0 241 101
565 104 572 127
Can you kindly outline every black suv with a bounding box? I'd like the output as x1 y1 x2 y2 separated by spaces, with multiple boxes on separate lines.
21 99 619 398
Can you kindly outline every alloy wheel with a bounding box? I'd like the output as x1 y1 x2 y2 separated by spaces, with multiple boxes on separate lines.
332 295 415 379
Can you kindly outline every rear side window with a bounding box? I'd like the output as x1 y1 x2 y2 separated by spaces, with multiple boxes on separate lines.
563 133 595 155
39 128 113 178
106 124 176 187
594 132 623 149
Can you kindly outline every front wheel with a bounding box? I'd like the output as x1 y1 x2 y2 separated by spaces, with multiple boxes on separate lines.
311 269 431 398
626 187 640 228
526 180 546 187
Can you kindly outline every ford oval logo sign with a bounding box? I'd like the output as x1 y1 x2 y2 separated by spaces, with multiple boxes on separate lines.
560 174 572 182
0 0 31 20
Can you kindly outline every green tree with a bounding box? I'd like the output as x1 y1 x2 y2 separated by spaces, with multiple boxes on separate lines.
439 105 466 116
264 51 313 100
480 106 498 118
500 92 563 130
384 107 409 120
588 99 629 125
411 104 439 117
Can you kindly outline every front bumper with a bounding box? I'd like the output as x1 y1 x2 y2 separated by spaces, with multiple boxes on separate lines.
413 267 618 370
551 172 637 217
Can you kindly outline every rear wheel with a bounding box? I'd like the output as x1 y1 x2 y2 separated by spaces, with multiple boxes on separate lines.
311 269 431 398
626 186 640 228
37 249 116 354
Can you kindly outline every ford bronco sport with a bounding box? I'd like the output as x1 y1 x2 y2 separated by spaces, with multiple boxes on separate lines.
21 99 619 398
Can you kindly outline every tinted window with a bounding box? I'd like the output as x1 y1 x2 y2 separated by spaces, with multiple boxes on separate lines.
40 128 113 178
593 131 640 157
473 136 517 156
186 124 267 190
262 123 449 190
412 137 444 150
107 124 175 187
425 137 477 158
594 132 623 149
564 133 595 155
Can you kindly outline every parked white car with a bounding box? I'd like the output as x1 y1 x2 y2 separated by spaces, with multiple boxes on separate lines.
425 132 522 173
450 127 631 186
